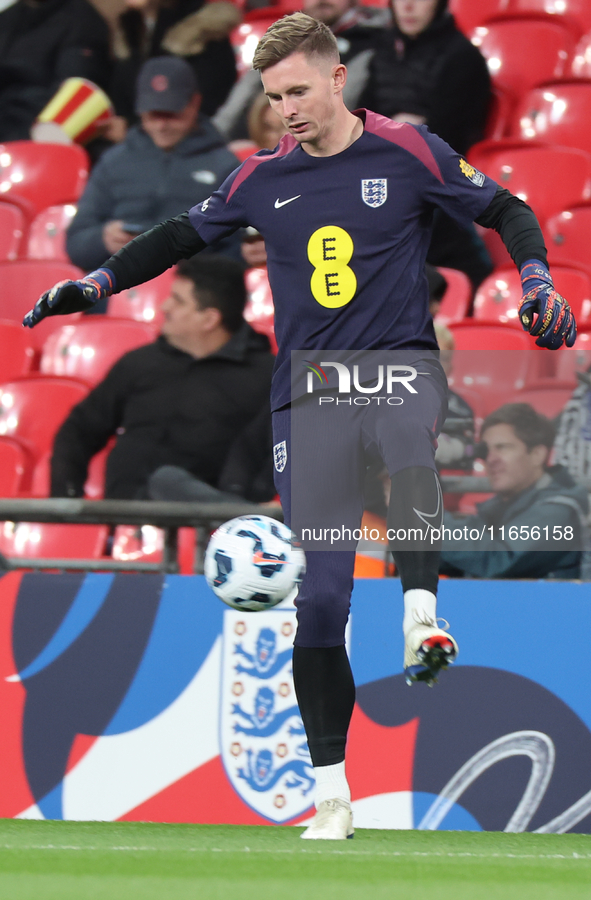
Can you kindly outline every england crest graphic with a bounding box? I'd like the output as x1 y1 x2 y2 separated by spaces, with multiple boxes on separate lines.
220 609 314 822
273 441 287 473
361 179 387 208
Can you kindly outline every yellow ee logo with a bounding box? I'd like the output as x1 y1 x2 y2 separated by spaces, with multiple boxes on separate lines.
307 225 357 308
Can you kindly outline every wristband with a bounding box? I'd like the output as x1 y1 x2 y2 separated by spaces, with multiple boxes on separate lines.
81 267 116 297
520 259 553 293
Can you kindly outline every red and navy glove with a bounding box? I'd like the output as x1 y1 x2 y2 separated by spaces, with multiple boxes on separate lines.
22 268 116 328
518 260 576 350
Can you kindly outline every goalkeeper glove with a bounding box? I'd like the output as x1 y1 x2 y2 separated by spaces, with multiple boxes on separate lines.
22 268 116 328
518 260 576 350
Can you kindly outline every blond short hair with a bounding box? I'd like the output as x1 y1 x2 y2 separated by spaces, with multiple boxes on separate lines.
252 12 339 72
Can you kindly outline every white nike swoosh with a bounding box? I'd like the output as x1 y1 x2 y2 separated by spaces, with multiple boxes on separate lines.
274 195 301 209
413 473 443 530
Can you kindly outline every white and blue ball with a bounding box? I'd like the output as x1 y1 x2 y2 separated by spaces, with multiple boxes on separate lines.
204 515 306 611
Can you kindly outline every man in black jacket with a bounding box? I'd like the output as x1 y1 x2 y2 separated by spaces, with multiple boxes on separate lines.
361 0 491 156
50 255 275 500
0 0 111 142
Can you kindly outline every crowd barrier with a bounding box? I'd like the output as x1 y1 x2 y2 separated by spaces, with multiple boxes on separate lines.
0 571 589 833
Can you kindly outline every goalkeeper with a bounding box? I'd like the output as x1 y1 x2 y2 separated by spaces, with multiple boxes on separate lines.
24 12 576 842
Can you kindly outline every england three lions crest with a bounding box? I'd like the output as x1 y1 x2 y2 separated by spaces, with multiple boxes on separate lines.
273 441 287 473
220 610 314 823
362 178 388 208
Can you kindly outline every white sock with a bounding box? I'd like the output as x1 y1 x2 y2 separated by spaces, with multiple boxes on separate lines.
403 588 437 636
313 761 350 808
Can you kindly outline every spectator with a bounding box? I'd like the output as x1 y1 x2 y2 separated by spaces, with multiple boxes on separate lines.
360 0 493 287
109 0 239 121
247 90 287 151
213 0 387 140
433 320 475 471
51 255 276 501
361 0 491 156
440 403 588 579
66 56 241 274
0 0 111 142
553 370 591 484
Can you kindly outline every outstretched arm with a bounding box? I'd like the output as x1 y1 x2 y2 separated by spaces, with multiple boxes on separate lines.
23 212 207 328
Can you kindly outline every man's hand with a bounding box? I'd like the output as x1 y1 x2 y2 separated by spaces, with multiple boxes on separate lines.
518 260 576 350
23 268 115 328
102 220 136 255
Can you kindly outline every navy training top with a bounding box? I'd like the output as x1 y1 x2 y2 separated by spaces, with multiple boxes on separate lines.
187 110 498 410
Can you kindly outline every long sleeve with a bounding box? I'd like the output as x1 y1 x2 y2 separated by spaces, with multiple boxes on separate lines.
475 185 548 270
98 212 207 291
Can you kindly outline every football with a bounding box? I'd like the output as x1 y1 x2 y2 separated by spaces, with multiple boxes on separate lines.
204 515 306 611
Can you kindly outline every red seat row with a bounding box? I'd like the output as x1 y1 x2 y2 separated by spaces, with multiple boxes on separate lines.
0 522 198 573
0 141 89 262
450 0 591 42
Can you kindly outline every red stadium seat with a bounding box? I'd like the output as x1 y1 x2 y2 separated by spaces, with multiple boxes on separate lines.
227 139 259 162
470 20 575 106
0 319 35 381
0 437 28 497
244 266 277 353
473 265 590 327
107 270 173 326
27 204 77 261
571 30 591 77
231 14 282 78
0 378 88 490
508 0 591 40
449 0 511 36
448 322 533 417
467 142 591 226
544 207 591 279
0 259 84 351
512 82 591 152
40 317 157 386
0 141 88 218
112 525 197 574
0 522 109 561
435 267 472 325
0 201 26 260
507 385 574 418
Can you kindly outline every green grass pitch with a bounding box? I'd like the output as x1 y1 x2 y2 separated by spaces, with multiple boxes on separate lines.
0 820 590 900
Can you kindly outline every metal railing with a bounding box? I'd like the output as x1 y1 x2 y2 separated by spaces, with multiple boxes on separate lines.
0 498 283 574
0 477 492 574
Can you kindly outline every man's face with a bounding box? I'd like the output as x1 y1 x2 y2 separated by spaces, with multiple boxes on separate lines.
141 95 200 150
160 276 209 341
482 423 548 497
392 0 440 37
303 0 354 26
261 52 342 149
